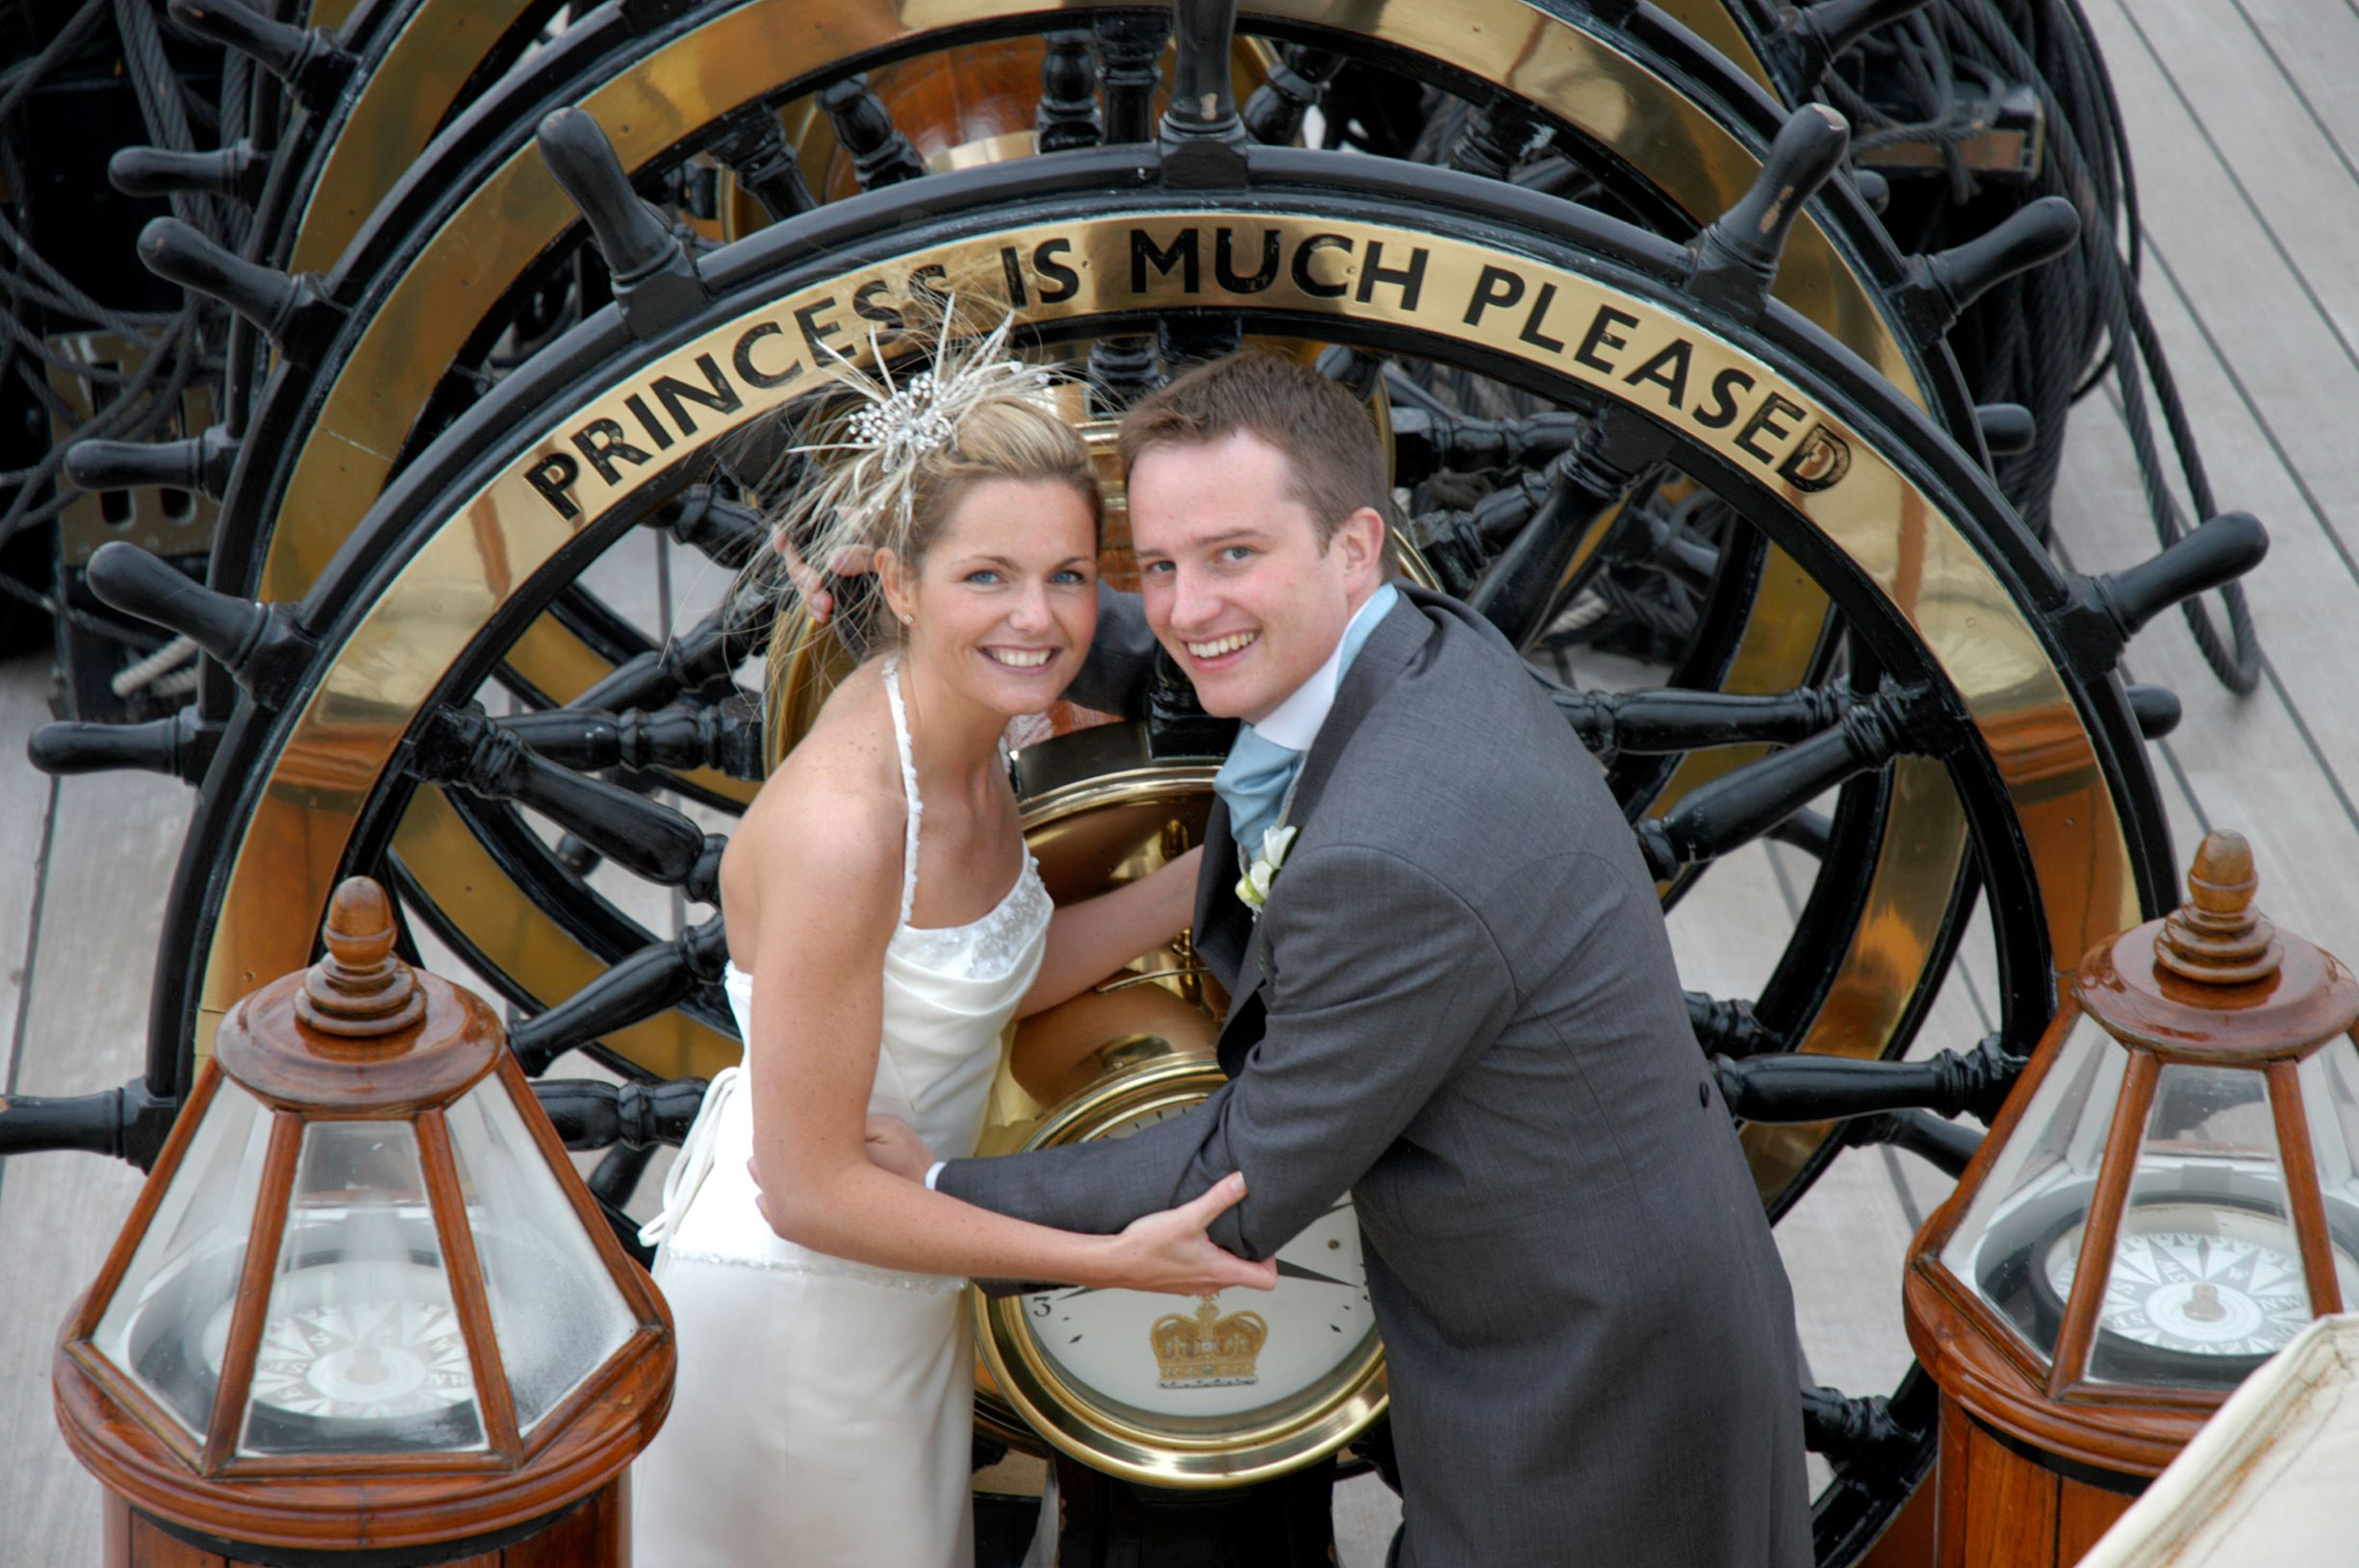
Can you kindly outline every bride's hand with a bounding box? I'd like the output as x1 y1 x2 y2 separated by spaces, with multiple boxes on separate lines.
774 534 875 623
863 1115 934 1181
1104 1174 1280 1296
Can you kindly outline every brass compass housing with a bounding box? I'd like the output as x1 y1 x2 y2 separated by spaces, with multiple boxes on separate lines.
971 725 1390 1486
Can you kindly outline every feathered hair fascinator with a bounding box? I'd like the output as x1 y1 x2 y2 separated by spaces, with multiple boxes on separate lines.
779 299 1063 568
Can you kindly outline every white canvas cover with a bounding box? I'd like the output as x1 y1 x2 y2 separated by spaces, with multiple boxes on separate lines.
2078 1312 2359 1566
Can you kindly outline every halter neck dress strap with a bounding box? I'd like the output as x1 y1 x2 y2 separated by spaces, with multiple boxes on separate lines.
882 655 921 927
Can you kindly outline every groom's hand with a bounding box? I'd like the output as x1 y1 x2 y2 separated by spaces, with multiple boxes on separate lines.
862 1115 934 1181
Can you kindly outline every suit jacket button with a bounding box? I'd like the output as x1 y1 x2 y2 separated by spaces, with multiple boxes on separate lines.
1698 1080 1710 1107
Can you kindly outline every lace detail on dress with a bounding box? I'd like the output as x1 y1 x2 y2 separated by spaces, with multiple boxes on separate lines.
890 860 1050 979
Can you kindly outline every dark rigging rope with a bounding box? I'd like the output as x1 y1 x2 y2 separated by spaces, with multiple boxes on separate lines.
0 0 247 595
1829 0 2259 692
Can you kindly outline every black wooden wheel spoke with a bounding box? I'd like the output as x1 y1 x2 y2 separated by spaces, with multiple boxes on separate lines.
1036 32 1104 153
534 1075 713 1149
1470 415 1672 645
1388 406 1586 485
1800 1382 1927 1477
1087 333 1163 413
1715 1034 2028 1127
818 75 929 190
1243 45 1344 146
1809 1369 1941 1561
409 703 724 903
1845 1109 1985 1179
492 697 766 781
570 584 772 716
1632 685 1943 881
1687 991 1784 1059
709 102 818 221
382 754 745 1076
646 482 768 569
1444 99 1545 183
1162 0 1245 151
1095 13 1171 146
1551 684 1860 759
508 917 733 1075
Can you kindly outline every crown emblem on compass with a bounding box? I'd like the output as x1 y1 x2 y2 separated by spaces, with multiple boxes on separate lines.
1151 1296 1269 1389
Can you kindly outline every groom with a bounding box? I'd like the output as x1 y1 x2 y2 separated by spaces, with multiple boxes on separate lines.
911 353 1808 1567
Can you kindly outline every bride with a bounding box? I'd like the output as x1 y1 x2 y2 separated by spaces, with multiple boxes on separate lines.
630 328 1274 1568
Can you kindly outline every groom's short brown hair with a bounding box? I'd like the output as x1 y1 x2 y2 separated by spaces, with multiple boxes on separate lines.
1117 353 1404 572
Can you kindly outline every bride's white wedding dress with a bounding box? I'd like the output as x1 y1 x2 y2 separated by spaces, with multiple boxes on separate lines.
632 657 1051 1567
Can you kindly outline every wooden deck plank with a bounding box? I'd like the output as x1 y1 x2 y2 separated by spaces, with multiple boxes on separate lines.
2230 0 2359 179
2040 9 2359 906
1333 1474 1401 1566
0 762 192 1567
1666 840 1800 1002
0 655 60 1109
2105 0 2359 404
2047 361 2359 948
2083 0 2359 614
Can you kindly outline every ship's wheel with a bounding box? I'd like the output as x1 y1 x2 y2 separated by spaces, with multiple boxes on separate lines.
11 3 2271 1564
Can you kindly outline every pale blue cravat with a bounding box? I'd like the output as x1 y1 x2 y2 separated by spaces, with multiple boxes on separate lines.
1213 726 1302 858
1211 583 1398 854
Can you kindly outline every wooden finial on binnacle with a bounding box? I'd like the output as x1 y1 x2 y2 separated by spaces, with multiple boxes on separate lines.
297 876 425 1037
2156 830 2282 986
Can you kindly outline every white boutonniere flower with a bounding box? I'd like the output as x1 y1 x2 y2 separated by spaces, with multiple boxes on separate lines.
1235 824 1299 912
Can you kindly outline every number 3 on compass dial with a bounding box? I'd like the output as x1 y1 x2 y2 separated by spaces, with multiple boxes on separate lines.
974 1065 1389 1487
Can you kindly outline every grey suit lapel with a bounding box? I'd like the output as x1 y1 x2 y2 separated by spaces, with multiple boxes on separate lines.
1191 798 1249 985
1207 590 1433 1044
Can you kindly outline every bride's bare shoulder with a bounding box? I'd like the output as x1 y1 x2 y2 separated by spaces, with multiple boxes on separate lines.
722 666 905 914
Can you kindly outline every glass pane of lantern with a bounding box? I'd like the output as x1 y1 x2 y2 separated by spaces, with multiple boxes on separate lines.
2302 1037 2359 1226
2069 1064 2311 1388
92 1077 274 1437
238 1121 486 1454
2298 1040 2359 1276
444 1076 635 1435
1941 1011 2126 1360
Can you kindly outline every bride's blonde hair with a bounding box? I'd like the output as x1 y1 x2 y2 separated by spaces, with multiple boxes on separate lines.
737 296 1101 744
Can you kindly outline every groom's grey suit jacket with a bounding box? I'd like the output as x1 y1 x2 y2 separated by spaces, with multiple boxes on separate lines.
938 586 1809 1568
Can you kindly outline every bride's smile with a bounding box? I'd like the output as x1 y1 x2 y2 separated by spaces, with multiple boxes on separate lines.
880 472 1099 727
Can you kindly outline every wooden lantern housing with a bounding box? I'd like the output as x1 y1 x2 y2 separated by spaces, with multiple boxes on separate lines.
1904 831 2359 1564
53 879 673 1565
